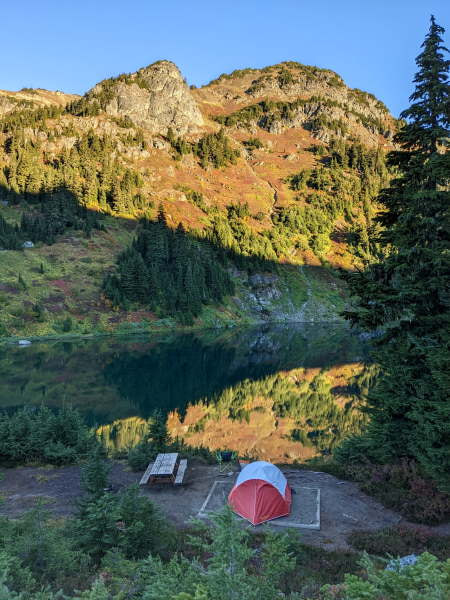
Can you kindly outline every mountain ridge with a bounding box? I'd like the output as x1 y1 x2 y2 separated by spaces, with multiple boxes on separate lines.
0 59 395 142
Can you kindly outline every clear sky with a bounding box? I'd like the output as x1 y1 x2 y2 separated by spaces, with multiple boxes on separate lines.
1 0 448 117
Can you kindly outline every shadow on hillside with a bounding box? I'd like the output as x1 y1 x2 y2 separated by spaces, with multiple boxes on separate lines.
0 186 372 456
0 182 340 321
0 183 280 271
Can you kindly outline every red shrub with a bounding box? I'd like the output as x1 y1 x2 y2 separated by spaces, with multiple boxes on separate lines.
345 459 450 524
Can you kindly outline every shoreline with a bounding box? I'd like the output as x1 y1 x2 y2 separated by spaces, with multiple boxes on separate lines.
0 317 352 346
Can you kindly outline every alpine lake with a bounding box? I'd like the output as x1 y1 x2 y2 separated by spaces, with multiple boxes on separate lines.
0 324 374 463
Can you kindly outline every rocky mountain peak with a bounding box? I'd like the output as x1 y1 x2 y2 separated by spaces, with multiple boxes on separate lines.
193 62 394 146
88 60 203 135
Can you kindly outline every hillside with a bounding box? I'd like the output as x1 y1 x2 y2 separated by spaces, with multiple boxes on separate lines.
0 60 395 338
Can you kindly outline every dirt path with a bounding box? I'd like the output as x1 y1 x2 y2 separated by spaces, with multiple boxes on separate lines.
0 461 447 550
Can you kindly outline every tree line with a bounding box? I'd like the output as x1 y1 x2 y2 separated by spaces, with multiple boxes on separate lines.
103 208 235 324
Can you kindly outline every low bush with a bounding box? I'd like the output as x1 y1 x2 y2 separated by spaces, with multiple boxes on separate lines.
342 459 450 525
305 457 450 525
349 525 450 561
243 137 264 150
321 552 450 599
0 508 90 591
0 405 99 466
282 533 360 595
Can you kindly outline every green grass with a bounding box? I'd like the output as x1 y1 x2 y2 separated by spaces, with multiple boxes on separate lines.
0 213 137 338
281 266 309 306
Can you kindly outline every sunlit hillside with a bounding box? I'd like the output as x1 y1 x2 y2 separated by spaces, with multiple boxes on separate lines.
0 60 395 337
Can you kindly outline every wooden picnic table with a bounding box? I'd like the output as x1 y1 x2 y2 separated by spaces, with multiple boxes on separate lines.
139 452 188 486
149 452 179 484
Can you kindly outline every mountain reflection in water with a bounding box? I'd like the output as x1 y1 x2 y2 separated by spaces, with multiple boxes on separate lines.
0 324 374 463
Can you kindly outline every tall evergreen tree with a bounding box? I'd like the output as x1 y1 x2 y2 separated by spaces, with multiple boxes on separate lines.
339 16 450 488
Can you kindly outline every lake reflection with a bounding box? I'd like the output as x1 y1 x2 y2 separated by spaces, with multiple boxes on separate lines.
0 324 374 462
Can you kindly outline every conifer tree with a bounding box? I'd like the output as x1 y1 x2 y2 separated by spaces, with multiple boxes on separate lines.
339 16 450 487
147 408 171 452
79 446 110 500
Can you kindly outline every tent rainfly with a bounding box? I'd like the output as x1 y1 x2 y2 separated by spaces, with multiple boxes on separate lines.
228 461 292 525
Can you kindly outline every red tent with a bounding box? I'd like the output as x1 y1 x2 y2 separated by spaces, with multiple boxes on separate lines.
228 461 291 525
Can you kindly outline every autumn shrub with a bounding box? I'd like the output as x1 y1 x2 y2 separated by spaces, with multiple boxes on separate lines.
344 459 450 524
307 457 450 525
283 534 360 597
349 525 450 561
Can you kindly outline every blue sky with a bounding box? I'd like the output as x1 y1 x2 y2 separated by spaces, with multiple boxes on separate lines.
1 1 448 117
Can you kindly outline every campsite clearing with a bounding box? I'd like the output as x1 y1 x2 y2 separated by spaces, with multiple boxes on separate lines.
1 459 448 550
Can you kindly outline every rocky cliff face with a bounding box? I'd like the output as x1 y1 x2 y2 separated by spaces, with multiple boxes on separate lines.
88 60 203 135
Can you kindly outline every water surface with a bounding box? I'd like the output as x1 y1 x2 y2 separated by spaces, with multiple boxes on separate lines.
0 324 373 462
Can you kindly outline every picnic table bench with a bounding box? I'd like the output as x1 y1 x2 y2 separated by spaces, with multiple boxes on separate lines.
139 453 187 486
175 459 187 484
